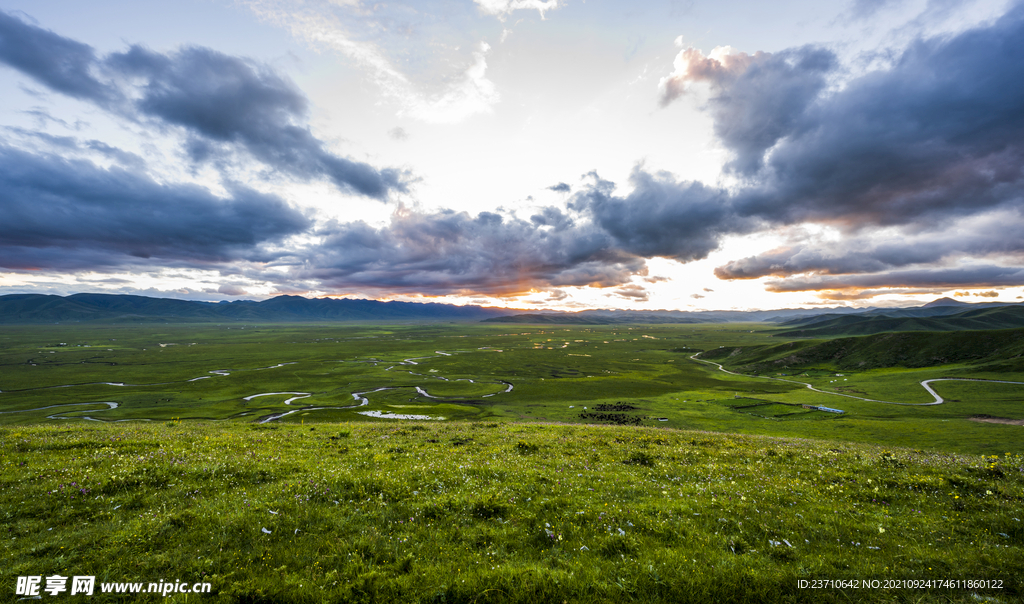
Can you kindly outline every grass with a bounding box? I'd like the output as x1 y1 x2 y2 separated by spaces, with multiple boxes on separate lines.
2 421 1021 603
3 322 1024 601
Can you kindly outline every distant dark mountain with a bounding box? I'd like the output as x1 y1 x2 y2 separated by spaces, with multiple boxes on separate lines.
0 293 512 324
485 306 872 325
4 293 1020 327
484 312 716 325
922 296 970 308
773 303 1024 337
483 314 614 325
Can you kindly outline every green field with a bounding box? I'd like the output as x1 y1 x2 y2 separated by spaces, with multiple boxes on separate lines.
2 323 1023 602
2 422 1021 603
2 323 1022 455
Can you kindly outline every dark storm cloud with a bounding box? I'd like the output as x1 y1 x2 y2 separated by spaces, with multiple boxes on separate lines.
0 11 114 103
290 207 646 296
0 144 310 270
660 45 836 174
736 4 1024 227
653 4 1024 294
0 10 405 199
290 165 749 297
83 140 147 171
571 168 746 262
106 45 406 199
530 206 575 229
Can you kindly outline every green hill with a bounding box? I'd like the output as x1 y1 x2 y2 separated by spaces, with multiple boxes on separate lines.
701 327 1024 373
774 304 1024 337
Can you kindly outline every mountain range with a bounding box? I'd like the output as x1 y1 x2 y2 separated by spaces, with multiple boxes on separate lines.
0 293 510 324
1 293 1020 328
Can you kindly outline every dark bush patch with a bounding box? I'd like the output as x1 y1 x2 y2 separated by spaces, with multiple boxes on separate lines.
515 441 539 454
579 412 642 426
623 451 655 467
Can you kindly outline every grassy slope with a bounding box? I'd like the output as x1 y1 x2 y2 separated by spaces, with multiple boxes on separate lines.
3 422 1021 603
774 306 1024 338
700 328 1024 372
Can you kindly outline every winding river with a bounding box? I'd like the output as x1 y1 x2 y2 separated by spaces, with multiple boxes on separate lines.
1 348 512 423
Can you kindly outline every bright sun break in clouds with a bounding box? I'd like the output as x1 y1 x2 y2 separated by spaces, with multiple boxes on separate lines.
0 0 1022 310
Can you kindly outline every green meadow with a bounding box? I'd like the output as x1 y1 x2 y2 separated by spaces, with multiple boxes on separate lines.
2 323 1022 454
1 323 1023 602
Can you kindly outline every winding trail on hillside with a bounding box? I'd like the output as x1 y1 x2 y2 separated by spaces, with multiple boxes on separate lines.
690 353 1024 406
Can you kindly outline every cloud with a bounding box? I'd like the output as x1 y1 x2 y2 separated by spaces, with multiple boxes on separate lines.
733 6 1024 228
398 42 499 124
218 284 249 296
659 44 836 174
690 293 704 299
974 290 999 298
474 0 561 18
242 1 500 124
763 266 1024 293
714 208 1024 296
529 206 575 230
651 5 1024 295
284 163 755 298
389 127 409 141
847 0 902 20
811 288 947 301
0 9 405 199
5 126 148 171
0 144 310 271
611 284 649 301
283 206 646 296
716 210 1024 281
0 10 115 104
7 4 1024 303
572 168 749 262
107 45 406 198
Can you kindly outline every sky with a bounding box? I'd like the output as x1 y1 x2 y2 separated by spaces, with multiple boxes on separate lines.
1 0 1023 311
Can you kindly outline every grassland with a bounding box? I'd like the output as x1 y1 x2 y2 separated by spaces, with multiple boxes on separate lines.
2 322 1023 602
2 421 1021 603
2 323 1023 455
